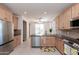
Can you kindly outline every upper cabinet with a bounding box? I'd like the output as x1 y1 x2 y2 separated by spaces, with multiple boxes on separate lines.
59 13 65 29
0 6 5 20
55 4 79 30
72 4 79 19
12 15 19 29
56 7 72 30
5 10 13 22
0 5 13 22
63 8 72 29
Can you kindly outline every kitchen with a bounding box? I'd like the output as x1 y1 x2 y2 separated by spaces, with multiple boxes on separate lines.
0 3 79 55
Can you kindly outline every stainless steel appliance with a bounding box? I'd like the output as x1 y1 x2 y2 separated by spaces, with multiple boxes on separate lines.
70 19 79 28
64 44 71 55
31 35 41 48
0 20 14 55
64 40 79 55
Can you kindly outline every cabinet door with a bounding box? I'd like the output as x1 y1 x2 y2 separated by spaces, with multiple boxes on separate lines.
41 37 47 46
55 38 58 48
41 37 55 47
17 35 21 46
45 37 55 46
13 36 17 48
50 37 55 46
64 8 71 29
59 14 64 29
60 40 64 54
56 38 64 54
72 4 79 18
59 8 71 30
46 37 51 46
57 39 60 51
13 15 18 29
13 36 21 48
6 10 12 22
0 5 12 22
0 7 5 20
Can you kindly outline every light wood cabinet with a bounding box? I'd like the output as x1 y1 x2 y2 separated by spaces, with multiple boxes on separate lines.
41 36 64 54
13 35 21 48
41 36 55 47
59 13 65 29
56 38 64 54
47 37 56 46
72 4 79 19
60 40 64 54
55 7 72 30
13 15 18 29
0 5 12 22
0 7 5 20
63 8 71 29
6 10 12 22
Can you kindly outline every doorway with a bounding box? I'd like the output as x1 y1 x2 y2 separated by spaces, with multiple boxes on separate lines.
23 20 27 41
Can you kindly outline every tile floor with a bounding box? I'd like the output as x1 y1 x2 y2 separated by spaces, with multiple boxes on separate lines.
10 39 61 55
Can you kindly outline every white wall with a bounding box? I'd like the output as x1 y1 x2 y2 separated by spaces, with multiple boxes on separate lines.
18 16 23 43
18 16 30 44
30 23 35 35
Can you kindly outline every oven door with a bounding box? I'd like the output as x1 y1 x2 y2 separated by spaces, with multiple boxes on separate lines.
64 44 71 55
71 48 78 55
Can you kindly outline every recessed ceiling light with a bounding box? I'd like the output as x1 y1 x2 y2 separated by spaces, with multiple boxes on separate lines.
24 11 27 14
43 12 47 14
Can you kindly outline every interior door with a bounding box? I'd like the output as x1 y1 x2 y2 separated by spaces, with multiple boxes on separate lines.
23 21 27 41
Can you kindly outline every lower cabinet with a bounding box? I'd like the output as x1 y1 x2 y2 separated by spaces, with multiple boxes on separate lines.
56 38 64 54
13 35 21 48
41 36 64 54
41 36 56 47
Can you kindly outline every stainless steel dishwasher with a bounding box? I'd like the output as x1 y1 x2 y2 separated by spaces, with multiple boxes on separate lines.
31 35 41 48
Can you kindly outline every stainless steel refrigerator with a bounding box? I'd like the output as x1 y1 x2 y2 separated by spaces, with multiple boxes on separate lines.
0 20 14 55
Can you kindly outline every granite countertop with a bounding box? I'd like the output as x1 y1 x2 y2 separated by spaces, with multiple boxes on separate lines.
52 34 79 44
31 34 79 49
31 34 79 44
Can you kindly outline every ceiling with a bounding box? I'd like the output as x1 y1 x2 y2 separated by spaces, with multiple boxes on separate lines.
4 3 73 21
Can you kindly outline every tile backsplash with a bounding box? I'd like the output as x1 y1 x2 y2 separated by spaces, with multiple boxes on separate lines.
56 29 79 39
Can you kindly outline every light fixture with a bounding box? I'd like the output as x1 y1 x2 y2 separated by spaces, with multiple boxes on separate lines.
24 11 27 14
43 12 47 14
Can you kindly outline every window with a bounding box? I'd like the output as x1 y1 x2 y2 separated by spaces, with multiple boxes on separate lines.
35 23 44 35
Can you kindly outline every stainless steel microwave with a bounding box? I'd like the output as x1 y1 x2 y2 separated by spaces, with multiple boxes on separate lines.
70 19 79 27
